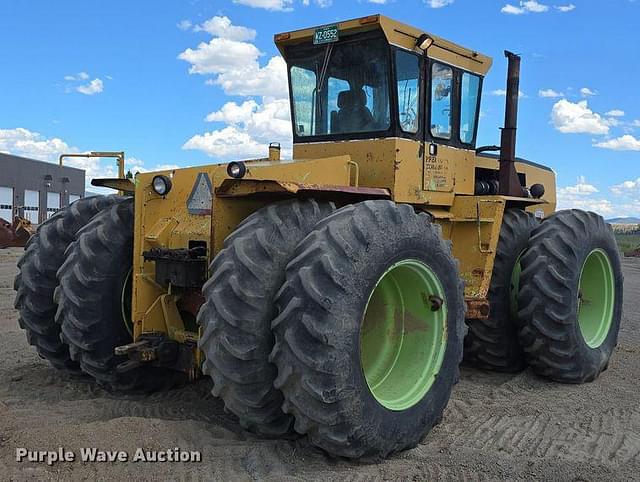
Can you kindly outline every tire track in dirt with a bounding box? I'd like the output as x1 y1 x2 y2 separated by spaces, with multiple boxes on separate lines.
434 407 640 465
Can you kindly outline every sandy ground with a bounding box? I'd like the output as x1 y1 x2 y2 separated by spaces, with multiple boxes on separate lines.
0 246 638 481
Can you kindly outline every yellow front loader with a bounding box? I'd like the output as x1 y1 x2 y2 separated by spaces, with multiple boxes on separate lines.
15 15 623 459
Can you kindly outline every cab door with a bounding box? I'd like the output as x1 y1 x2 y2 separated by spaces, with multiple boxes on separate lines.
423 60 481 196
423 61 456 193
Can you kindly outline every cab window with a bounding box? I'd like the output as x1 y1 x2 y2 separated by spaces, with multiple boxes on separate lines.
430 63 453 139
290 66 316 136
395 50 420 134
460 72 480 144
289 35 390 137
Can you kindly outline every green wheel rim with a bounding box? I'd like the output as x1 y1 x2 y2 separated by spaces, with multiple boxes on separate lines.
577 249 615 348
359 259 447 411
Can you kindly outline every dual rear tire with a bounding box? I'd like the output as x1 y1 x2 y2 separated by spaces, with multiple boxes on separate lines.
14 196 181 392
199 200 465 458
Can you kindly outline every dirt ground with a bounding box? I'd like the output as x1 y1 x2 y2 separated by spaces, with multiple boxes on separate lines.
0 247 638 481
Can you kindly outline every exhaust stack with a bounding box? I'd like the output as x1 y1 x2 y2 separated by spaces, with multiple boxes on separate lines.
499 51 525 197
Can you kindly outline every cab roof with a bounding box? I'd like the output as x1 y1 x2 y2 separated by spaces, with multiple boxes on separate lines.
274 14 493 76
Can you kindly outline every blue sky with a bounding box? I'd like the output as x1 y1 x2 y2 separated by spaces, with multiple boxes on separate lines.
1 0 638 217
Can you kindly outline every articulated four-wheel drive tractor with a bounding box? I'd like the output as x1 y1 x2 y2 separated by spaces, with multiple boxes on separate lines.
14 15 623 459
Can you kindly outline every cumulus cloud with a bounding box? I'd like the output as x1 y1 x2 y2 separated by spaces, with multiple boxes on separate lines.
611 178 640 197
557 176 615 215
180 17 292 160
185 98 292 160
0 128 72 162
178 19 287 97
580 87 597 97
594 135 640 151
0 128 174 191
501 1 549 14
64 72 90 81
232 0 293 11
490 89 527 98
551 99 610 135
555 4 575 12
426 0 454 7
76 78 104 96
605 109 625 117
538 88 564 98
177 20 192 31
194 16 256 41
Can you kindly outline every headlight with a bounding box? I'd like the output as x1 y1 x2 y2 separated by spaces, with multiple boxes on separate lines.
226 161 247 179
152 175 172 196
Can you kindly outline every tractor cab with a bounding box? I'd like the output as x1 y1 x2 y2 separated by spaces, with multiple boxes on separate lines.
275 15 555 208
280 18 485 149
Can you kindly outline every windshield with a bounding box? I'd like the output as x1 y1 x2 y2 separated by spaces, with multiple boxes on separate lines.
289 35 390 137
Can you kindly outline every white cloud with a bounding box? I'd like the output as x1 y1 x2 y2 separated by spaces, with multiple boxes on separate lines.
522 0 549 12
558 176 599 196
76 78 104 95
605 109 625 117
368 0 388 3
594 135 640 151
551 99 610 135
609 179 640 217
0 128 72 162
194 16 256 41
186 98 292 160
177 20 192 31
490 89 527 98
64 71 90 81
232 0 293 11
426 0 454 7
0 128 179 192
611 178 640 197
555 4 575 12
558 176 640 217
538 88 564 98
580 87 597 97
179 33 287 97
501 1 550 14
557 176 615 216
180 17 293 160
501 4 526 14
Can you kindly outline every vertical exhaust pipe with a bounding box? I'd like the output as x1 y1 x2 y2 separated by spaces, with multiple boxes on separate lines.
499 51 525 197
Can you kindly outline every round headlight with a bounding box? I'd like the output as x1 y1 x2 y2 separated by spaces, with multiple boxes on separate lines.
152 175 172 196
227 161 247 179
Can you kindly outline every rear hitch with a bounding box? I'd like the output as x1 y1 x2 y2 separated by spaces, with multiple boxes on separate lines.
114 333 198 377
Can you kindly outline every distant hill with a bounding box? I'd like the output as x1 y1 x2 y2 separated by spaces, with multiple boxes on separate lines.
607 217 640 224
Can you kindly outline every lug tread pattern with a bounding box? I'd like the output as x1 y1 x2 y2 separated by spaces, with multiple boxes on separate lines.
55 198 182 392
270 200 465 458
464 209 539 372
14 195 122 370
516 209 623 383
198 199 335 437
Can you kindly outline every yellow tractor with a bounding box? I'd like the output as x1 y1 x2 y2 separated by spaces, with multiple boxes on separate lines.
14 15 623 458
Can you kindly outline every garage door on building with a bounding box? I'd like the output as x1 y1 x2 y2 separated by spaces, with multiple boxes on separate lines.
47 192 60 219
24 190 39 224
69 194 81 205
0 187 13 221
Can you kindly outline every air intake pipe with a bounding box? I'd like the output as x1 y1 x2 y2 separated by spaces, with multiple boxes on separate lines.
499 51 526 197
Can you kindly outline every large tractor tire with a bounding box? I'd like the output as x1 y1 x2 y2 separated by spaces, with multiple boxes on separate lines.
270 200 465 458
517 210 623 383
198 199 335 437
55 198 182 391
14 195 122 371
464 209 538 372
